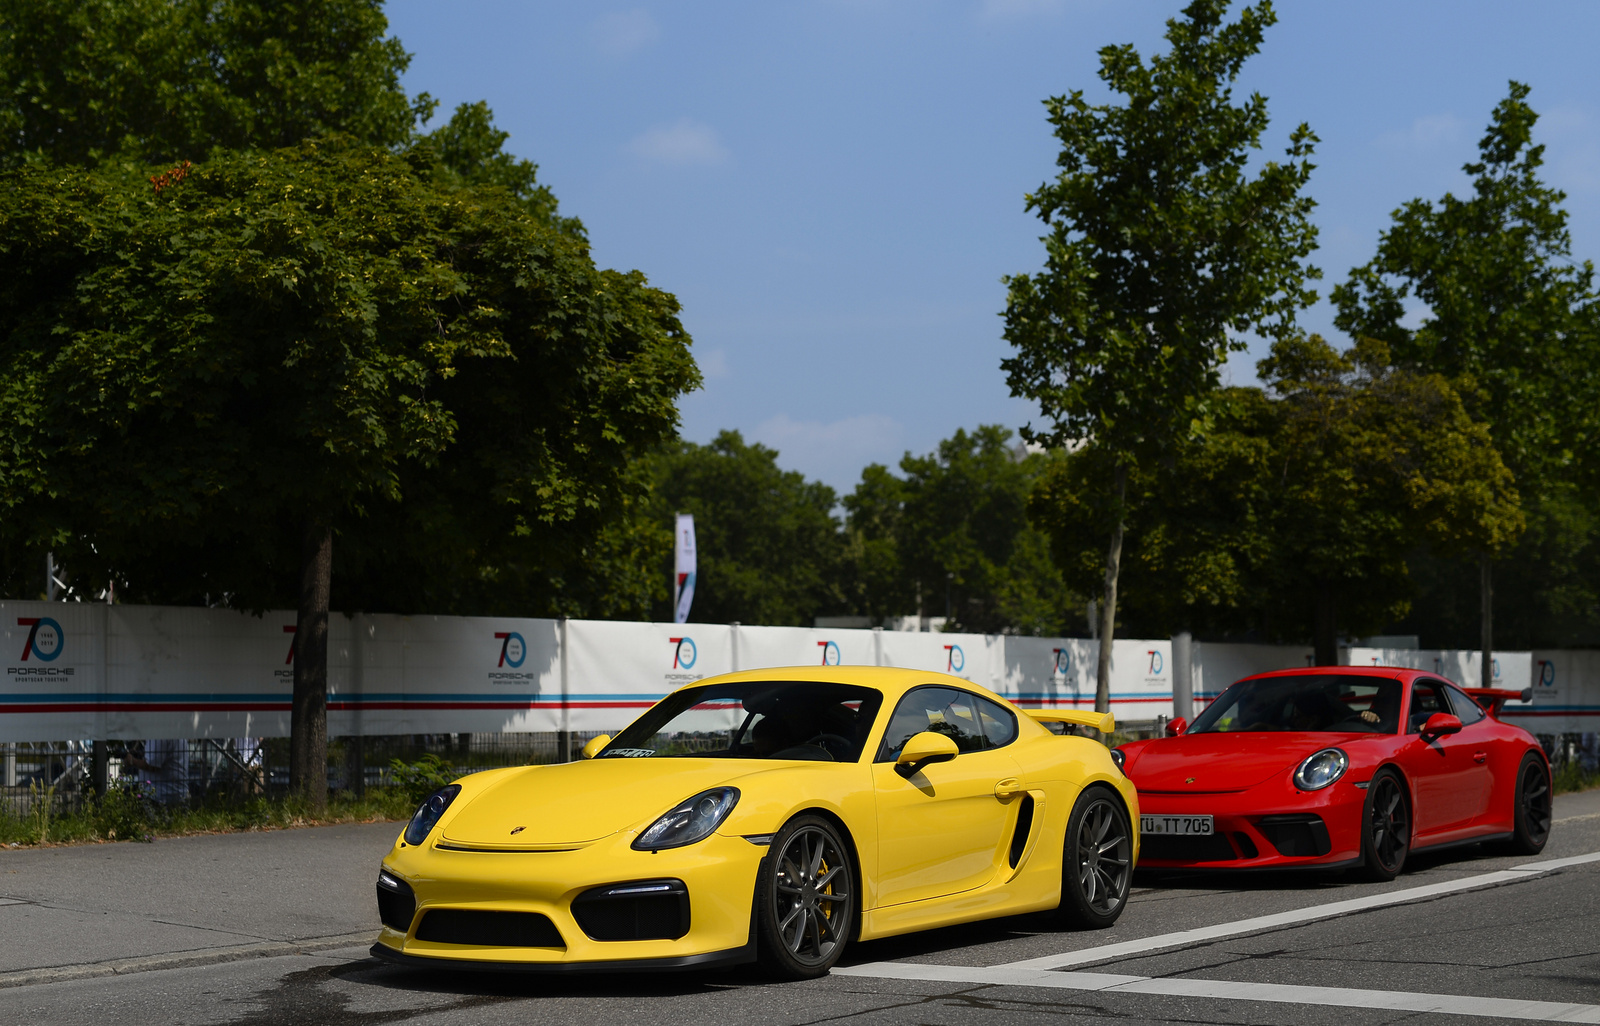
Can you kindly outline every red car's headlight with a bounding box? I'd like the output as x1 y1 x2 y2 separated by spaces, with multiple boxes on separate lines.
1294 748 1348 791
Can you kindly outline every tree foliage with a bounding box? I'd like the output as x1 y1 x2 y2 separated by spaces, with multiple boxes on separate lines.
0 139 698 616
1003 0 1318 460
1004 0 1317 702
642 431 844 627
0 0 432 167
1332 80 1600 656
1032 337 1523 658
844 427 1079 635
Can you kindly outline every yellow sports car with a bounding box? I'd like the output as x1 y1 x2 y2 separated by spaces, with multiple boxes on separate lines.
371 666 1139 978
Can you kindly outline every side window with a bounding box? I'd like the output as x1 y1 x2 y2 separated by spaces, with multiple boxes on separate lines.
877 687 986 761
976 696 1018 749
1407 682 1449 733
1443 684 1486 725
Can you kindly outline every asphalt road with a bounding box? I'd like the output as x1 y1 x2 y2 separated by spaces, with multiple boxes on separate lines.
2 790 1597 1026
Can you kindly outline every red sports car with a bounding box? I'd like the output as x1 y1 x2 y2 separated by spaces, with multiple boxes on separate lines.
1115 666 1551 879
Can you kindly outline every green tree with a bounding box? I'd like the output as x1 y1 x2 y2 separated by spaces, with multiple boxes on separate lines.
1030 391 1274 640
643 432 844 626
846 427 1079 635
1257 336 1523 662
1332 82 1598 678
0 0 432 167
0 141 697 806
1031 337 1523 661
1003 0 1318 709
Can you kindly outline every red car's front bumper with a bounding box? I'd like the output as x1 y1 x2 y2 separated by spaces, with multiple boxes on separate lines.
1135 774 1369 870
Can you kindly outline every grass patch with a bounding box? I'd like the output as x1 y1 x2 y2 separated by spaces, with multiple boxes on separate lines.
1552 760 1600 795
0 784 415 848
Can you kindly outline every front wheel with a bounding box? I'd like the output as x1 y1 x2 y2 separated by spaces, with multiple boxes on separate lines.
1501 752 1552 855
1359 768 1410 881
754 815 855 979
1057 786 1132 928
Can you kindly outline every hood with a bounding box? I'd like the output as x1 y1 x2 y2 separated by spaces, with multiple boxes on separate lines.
439 759 761 849
1122 732 1368 791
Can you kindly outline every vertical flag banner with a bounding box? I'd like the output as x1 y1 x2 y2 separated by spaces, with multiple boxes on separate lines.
674 513 697 624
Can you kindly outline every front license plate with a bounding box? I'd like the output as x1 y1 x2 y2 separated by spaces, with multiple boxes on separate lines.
1140 814 1213 836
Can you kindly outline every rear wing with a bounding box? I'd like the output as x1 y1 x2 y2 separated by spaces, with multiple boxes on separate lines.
1026 709 1115 734
1463 687 1533 720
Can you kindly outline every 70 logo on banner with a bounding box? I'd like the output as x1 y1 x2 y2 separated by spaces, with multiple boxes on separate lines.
16 617 64 662
494 632 527 668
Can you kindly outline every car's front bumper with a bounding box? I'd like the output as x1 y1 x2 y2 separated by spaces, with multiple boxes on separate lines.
373 829 766 969
1134 775 1369 870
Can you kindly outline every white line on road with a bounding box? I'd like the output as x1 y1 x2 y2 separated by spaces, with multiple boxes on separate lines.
834 962 1600 1023
1004 849 1600 971
836 849 1600 1022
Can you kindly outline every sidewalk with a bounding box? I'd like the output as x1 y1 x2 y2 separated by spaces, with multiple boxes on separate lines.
0 820 398 986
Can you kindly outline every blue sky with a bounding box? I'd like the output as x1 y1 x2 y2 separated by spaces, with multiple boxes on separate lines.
387 1 1600 494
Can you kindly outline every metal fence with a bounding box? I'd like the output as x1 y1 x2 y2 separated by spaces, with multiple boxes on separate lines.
0 732 612 815
3 727 1595 817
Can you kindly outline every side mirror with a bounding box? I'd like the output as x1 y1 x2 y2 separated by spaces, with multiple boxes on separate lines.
1420 713 1462 738
580 735 611 760
895 731 959 778
1165 717 1188 737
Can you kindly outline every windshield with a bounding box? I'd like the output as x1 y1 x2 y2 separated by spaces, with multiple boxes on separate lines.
1190 674 1400 734
598 681 885 762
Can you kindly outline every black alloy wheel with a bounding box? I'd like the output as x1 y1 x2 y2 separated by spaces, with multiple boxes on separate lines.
1360 768 1410 881
755 815 854 979
1058 786 1132 928
1504 752 1553 855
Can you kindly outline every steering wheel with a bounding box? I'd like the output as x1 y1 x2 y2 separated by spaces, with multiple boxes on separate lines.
804 733 854 760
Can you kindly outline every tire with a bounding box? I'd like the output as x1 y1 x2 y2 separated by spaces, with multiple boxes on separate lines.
1359 768 1410 881
1057 786 1132 928
754 814 855 980
1502 752 1553 856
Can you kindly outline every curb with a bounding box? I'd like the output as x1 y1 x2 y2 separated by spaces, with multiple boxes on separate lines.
0 931 378 989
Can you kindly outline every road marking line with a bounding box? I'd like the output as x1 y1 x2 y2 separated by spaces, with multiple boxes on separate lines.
1512 850 1600 872
834 963 1600 1023
839 850 1600 1021
982 850 1600 972
999 871 1532 970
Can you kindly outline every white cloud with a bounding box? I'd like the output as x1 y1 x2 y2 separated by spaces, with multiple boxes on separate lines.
1540 106 1600 196
697 348 730 380
1377 113 1466 153
592 9 660 57
629 118 729 166
753 413 905 493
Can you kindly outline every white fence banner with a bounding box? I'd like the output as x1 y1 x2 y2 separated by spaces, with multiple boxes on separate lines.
733 624 876 673
1517 649 1600 733
1194 643 1312 703
564 619 734 733
4 598 1596 741
1341 647 1531 692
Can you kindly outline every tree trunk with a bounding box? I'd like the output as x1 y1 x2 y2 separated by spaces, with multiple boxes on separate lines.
1094 464 1127 716
1312 586 1337 667
1480 553 1494 688
290 518 332 812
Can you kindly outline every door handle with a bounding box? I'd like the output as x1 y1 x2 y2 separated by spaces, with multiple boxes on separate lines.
994 777 1025 800
1473 752 1488 764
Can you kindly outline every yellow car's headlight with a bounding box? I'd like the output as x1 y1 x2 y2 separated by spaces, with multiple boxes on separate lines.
403 784 461 845
633 787 740 851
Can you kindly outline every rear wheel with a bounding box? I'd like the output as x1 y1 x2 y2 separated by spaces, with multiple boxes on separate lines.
754 815 854 979
1502 752 1552 855
1359 768 1410 881
1057 786 1132 928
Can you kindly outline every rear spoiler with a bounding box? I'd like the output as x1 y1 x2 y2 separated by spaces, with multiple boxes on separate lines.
1026 709 1115 734
1463 687 1533 720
